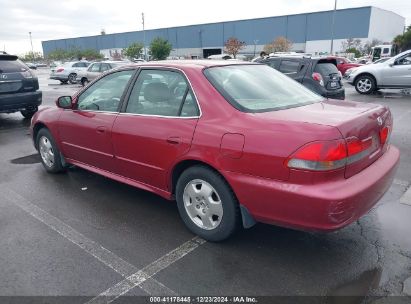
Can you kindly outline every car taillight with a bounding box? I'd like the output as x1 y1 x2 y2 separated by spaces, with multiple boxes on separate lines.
286 137 374 171
56 68 64 73
379 126 389 145
20 70 33 79
312 72 324 86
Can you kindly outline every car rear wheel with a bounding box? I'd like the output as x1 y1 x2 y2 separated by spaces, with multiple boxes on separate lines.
176 166 241 242
20 106 38 119
36 128 65 173
355 75 376 94
81 78 89 86
68 73 77 84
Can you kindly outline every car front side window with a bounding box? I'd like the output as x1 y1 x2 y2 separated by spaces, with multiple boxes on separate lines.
125 69 198 117
77 70 134 112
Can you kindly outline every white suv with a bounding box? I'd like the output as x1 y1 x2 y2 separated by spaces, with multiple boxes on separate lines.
346 50 411 94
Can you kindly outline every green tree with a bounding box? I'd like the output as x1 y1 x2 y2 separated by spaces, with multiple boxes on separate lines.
149 37 172 60
123 42 144 60
346 47 361 58
47 49 69 61
22 51 43 62
393 25 411 52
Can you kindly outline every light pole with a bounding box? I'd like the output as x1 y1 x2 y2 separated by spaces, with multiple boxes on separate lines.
330 0 337 55
253 39 259 57
142 13 147 60
29 32 34 62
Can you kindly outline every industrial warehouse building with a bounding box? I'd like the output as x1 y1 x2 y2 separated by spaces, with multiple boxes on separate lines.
42 6 405 59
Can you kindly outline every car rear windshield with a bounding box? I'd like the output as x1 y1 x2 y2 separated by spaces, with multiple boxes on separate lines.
314 62 339 76
0 58 28 73
204 64 323 113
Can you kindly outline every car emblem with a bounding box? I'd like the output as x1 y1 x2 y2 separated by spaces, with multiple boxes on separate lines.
377 117 383 126
0 74 7 79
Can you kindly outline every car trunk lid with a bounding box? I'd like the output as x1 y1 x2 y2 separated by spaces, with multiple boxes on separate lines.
313 59 342 90
257 99 392 178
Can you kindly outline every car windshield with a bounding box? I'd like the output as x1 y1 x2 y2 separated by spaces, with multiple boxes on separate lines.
204 64 323 113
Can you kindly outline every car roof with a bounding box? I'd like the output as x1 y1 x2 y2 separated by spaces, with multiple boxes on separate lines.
112 60 258 72
0 54 18 61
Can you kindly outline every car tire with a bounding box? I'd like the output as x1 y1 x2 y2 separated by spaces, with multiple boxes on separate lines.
68 73 77 84
81 78 89 87
176 165 241 242
355 75 376 94
36 128 65 174
60 80 68 84
20 106 38 119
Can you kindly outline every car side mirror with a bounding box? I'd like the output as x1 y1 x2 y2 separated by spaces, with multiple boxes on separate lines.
56 96 73 109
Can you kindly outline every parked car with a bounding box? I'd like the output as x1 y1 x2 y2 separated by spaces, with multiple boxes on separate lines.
77 61 131 86
50 61 90 84
31 61 399 241
25 62 37 70
328 56 363 75
257 55 345 99
0 54 42 118
346 50 411 94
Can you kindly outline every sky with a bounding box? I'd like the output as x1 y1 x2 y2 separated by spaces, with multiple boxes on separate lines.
0 0 409 56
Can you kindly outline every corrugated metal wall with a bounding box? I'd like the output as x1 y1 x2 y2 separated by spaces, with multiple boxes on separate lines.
42 6 371 55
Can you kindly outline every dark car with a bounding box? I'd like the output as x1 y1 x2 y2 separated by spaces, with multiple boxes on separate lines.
257 56 345 100
0 54 42 118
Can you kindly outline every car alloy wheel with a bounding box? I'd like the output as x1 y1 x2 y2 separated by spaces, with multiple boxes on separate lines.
68 73 77 84
39 136 55 168
36 128 65 173
183 179 223 230
355 76 376 94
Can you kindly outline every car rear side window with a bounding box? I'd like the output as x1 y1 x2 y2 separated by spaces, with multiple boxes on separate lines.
0 59 28 73
266 59 280 70
279 60 300 75
125 70 199 117
204 64 323 113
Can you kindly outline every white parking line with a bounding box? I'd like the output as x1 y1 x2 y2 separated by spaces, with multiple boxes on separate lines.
1 187 182 296
400 187 411 206
393 179 410 187
86 237 206 304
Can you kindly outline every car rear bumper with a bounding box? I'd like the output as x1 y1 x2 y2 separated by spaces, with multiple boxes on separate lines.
224 145 399 232
322 88 345 100
0 91 42 113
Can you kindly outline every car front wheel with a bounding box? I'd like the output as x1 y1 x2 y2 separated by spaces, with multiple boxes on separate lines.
355 75 376 94
68 73 77 84
36 128 65 173
176 166 241 242
81 78 89 86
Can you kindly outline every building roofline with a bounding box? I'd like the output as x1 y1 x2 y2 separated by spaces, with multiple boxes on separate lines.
42 6 382 43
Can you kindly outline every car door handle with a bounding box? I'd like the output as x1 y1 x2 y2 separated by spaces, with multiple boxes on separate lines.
166 136 181 145
96 126 106 134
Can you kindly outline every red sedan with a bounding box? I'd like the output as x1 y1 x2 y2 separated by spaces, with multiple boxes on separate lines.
328 56 363 75
30 61 399 241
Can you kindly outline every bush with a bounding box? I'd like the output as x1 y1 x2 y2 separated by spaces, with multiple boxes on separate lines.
149 37 172 60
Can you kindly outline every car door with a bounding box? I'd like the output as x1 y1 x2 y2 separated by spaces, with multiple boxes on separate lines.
112 68 200 190
86 63 101 81
278 59 302 82
58 69 135 172
380 54 411 87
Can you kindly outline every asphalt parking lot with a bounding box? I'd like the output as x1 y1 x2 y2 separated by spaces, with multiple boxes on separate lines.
1 68 411 303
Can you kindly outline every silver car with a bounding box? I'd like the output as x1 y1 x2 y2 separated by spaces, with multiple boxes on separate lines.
347 50 411 94
77 61 131 86
50 61 90 84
